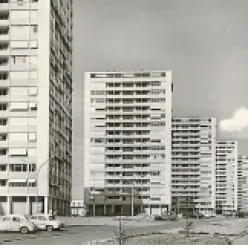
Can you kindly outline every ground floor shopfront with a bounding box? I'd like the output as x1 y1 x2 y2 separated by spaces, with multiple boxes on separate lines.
88 204 170 216
0 196 70 216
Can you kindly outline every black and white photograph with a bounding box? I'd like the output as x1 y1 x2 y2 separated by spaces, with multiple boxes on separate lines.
0 0 248 245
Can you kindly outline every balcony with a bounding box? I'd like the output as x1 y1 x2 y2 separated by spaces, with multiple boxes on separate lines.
10 63 29 71
0 19 9 27
0 140 7 148
0 61 9 71
0 185 7 195
0 46 9 56
0 155 8 163
0 4 9 11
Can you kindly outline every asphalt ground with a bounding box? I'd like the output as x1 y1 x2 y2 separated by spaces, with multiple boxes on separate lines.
0 217 223 245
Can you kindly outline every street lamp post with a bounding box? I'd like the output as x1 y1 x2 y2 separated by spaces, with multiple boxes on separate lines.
131 183 134 217
35 156 55 214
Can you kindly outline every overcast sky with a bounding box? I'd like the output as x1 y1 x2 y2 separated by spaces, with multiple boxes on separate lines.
72 0 248 199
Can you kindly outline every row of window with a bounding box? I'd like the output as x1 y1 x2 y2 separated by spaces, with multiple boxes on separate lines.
91 91 166 97
90 72 166 78
105 81 162 87
9 182 36 187
0 163 36 172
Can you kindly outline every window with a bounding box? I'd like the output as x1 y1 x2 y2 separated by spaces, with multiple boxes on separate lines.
0 134 7 141
0 165 6 171
38 216 46 221
0 180 6 186
29 164 36 172
3 216 11 222
48 215 56 220
29 182 36 187
10 164 27 172
31 25 38 34
29 102 37 110
0 104 7 111
11 56 28 65
9 182 33 187
13 216 21 222
151 81 161 86
0 88 7 95
90 90 104 95
0 149 7 156
0 119 7 126
17 0 24 5
0 73 8 80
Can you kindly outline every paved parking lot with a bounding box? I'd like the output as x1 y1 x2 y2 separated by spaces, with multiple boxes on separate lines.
0 226 116 245
0 217 224 245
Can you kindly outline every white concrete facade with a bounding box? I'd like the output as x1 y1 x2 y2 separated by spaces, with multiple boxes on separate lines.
84 70 172 216
0 0 73 216
172 117 216 215
216 141 238 215
238 156 248 212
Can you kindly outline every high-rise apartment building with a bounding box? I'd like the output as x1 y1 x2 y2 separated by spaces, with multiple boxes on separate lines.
0 0 73 216
216 141 238 215
84 70 172 216
237 156 248 212
172 117 216 215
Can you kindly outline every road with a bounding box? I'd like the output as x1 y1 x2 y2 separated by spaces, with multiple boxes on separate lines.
233 235 248 245
0 217 221 245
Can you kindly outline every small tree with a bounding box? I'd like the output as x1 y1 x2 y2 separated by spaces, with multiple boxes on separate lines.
113 216 129 245
184 218 194 237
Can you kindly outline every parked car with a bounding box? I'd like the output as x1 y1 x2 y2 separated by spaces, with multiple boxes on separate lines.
0 214 36 234
28 214 64 232
202 213 213 219
155 211 178 221
193 212 205 219
183 212 205 219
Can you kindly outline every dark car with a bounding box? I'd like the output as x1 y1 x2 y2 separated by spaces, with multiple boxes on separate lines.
183 212 205 219
155 211 178 221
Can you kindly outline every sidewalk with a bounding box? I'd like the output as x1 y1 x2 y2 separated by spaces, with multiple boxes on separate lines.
60 216 162 227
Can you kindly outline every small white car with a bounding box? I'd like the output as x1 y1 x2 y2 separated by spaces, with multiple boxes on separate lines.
29 214 64 232
0 214 36 234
